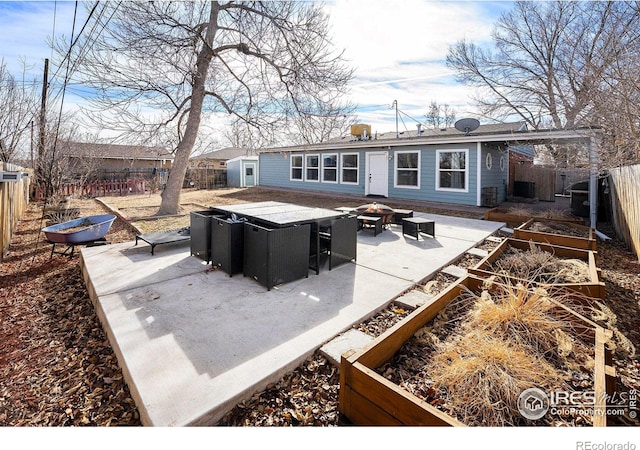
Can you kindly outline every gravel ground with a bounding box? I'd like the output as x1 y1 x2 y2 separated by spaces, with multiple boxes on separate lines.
1 189 638 427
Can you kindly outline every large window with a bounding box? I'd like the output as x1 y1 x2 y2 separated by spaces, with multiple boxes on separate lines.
436 149 467 191
341 153 359 184
290 154 303 181
306 154 319 181
394 151 420 188
322 154 338 183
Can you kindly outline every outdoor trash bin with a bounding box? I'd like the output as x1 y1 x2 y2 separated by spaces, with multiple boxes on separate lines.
190 210 224 262
211 215 245 276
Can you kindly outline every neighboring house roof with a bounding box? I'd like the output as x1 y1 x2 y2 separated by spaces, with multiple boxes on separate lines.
60 142 173 160
259 122 595 153
190 147 249 161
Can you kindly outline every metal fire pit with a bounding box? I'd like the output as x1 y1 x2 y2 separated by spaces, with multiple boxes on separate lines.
354 202 395 226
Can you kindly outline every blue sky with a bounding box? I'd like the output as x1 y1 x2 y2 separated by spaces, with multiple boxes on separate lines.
0 0 511 141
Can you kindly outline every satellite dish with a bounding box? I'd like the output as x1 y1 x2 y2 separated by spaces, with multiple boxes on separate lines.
454 118 480 135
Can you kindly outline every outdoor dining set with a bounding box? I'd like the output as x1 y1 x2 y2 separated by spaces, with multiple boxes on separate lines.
184 201 435 291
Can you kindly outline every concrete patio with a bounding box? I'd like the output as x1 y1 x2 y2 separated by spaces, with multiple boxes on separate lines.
79 212 504 426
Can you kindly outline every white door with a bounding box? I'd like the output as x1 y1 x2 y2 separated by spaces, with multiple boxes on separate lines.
366 152 388 196
244 163 256 187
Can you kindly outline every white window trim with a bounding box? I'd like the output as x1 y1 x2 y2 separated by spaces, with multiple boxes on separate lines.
321 153 338 184
290 154 303 181
393 150 421 189
340 153 359 185
305 153 320 183
435 149 469 193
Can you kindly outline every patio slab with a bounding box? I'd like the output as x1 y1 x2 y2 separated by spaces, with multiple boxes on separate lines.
80 212 504 426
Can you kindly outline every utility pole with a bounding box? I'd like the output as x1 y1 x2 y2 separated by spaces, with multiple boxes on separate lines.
37 58 49 183
392 100 398 139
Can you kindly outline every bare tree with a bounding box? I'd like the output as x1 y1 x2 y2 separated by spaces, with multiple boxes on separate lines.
446 1 640 167
59 1 353 215
0 60 38 163
36 112 83 199
424 101 456 130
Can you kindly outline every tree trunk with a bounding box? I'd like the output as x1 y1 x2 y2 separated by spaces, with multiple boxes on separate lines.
157 2 219 216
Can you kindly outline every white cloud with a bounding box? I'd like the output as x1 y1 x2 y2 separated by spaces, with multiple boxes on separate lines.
326 0 510 134
0 2 81 77
0 1 511 144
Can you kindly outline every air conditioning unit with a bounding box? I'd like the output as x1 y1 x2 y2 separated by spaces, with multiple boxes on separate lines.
0 172 21 182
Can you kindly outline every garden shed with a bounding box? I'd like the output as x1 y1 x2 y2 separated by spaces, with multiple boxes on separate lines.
226 155 259 188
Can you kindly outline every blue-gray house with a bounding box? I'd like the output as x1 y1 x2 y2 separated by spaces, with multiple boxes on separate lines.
257 122 593 207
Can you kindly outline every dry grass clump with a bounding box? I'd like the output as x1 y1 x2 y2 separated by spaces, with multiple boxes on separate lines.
429 331 562 426
507 206 572 220
489 242 591 284
465 280 577 359
409 280 603 426
529 221 590 238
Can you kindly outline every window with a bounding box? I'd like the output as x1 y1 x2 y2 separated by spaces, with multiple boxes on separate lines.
394 151 420 188
436 149 468 191
306 154 319 181
485 153 492 170
341 153 359 184
290 154 303 181
322 154 338 183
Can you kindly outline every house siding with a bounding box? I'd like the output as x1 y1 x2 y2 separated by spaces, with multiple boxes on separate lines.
227 159 241 187
259 152 366 196
260 143 482 206
480 144 509 203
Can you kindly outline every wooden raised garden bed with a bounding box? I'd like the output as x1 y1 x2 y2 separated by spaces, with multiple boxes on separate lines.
468 238 605 300
513 218 597 251
339 275 615 427
484 207 585 228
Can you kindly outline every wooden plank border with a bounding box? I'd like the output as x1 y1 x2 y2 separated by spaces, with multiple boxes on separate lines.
514 218 597 250
468 238 605 299
339 274 610 427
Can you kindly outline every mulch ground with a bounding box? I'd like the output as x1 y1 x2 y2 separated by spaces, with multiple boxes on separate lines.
1 191 638 426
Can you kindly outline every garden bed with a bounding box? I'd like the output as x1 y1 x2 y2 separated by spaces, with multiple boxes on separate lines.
484 207 585 228
468 238 605 299
339 275 615 426
513 218 597 250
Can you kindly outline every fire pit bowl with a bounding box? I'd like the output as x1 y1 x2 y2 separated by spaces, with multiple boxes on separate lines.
354 202 395 225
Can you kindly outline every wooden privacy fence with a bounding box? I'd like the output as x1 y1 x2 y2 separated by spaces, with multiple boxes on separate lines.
34 178 146 200
513 163 556 201
608 164 640 261
0 164 31 262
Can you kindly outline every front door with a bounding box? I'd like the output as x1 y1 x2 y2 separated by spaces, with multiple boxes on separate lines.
244 163 256 187
366 152 388 196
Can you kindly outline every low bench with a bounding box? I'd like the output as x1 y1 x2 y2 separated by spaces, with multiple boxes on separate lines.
392 209 414 225
135 228 191 255
402 217 435 241
357 215 383 236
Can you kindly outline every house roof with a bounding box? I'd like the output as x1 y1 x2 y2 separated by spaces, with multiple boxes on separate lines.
190 147 249 161
259 122 597 153
60 142 173 160
226 155 259 163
